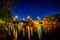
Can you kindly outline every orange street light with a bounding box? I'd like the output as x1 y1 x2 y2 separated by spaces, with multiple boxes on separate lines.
27 16 30 19
13 18 16 21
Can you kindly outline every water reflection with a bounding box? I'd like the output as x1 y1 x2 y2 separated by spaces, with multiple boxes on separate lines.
6 22 60 40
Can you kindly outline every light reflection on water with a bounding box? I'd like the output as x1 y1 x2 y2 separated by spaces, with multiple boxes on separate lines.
9 24 60 40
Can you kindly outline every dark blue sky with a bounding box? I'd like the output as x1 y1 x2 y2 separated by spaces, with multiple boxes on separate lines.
11 0 60 20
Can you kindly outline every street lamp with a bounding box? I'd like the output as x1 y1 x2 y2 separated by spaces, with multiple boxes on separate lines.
13 15 18 40
27 16 30 19
22 18 25 20
37 16 43 40
15 15 18 19
13 15 18 21
37 16 39 18
37 16 40 20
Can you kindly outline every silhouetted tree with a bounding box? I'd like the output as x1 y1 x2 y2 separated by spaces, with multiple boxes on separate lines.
0 0 17 23
51 14 60 22
0 8 13 23
0 0 17 9
44 16 52 21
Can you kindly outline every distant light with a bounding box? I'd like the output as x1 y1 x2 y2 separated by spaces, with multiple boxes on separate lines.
27 16 30 19
37 16 41 20
19 22 23 26
15 15 18 18
37 16 40 18
30 18 32 20
20 22 23 25
22 18 25 20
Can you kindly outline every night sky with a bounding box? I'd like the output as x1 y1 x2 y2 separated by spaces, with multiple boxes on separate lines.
11 0 60 20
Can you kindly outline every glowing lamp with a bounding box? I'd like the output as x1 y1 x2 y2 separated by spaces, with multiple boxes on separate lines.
27 16 30 19
37 16 41 20
22 18 25 20
15 15 18 19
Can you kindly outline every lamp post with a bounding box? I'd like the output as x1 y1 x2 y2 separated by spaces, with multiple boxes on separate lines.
27 16 30 40
22 18 25 20
15 16 18 19
22 18 25 37
27 16 33 40
27 16 31 20
15 15 18 20
37 16 42 40
13 15 18 40
37 16 41 20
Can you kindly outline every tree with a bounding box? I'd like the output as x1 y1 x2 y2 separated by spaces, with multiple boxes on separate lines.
0 0 17 9
0 8 13 24
0 0 17 23
44 16 51 21
51 14 60 22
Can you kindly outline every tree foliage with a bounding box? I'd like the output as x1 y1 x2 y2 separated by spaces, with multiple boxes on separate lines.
44 16 51 21
0 8 13 23
0 0 17 23
44 14 60 22
51 14 60 21
0 0 17 9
